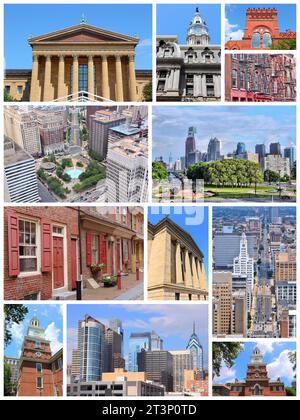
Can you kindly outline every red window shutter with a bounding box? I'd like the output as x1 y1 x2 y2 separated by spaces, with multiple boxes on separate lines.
99 235 107 272
8 212 20 277
86 233 92 266
41 220 52 272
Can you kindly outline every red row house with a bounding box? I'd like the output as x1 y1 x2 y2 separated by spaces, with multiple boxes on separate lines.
225 54 296 102
4 206 144 300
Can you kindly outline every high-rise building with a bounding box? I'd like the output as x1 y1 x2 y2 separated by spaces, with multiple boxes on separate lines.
128 332 151 372
214 233 257 270
236 142 246 155
275 251 296 282
4 137 40 203
233 233 254 311
207 137 221 162
233 290 248 337
185 127 197 167
104 328 125 373
137 350 174 392
89 110 126 158
264 155 290 176
150 331 164 351
34 107 67 155
284 147 296 171
18 316 63 396
169 350 193 392
4 106 42 156
4 357 19 385
213 272 233 337
79 315 105 382
71 349 80 383
186 323 204 377
269 142 282 156
106 137 148 202
255 144 266 169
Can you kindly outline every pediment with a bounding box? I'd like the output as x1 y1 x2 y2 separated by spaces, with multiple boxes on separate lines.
29 24 138 45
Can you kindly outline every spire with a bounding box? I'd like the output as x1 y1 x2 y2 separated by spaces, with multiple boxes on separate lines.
80 13 87 24
193 321 196 334
187 8 210 46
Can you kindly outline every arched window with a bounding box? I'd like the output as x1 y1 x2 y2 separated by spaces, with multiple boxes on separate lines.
232 69 237 88
251 32 260 48
253 384 261 396
263 32 272 48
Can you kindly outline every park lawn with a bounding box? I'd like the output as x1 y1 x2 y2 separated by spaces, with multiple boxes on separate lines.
204 185 296 200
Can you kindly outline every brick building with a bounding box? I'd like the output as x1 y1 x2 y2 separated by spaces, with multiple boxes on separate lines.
225 54 296 102
18 316 63 397
225 8 296 50
4 206 144 300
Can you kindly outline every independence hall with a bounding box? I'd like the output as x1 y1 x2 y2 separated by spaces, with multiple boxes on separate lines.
225 54 296 102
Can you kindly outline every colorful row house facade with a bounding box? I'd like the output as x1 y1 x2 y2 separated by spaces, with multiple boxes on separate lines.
4 206 144 300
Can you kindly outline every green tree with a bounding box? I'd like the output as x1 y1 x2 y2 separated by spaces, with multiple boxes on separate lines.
152 161 168 181
271 39 296 50
4 362 13 396
213 342 244 378
4 304 28 346
143 81 152 102
264 169 281 183
88 149 103 162
4 90 16 102
37 168 48 181
289 351 296 378
291 162 296 180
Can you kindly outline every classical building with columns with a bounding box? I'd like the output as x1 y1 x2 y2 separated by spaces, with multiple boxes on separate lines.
148 217 208 301
156 8 221 102
4 20 152 102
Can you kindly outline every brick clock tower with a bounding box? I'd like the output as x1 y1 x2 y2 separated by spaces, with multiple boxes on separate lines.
18 316 63 397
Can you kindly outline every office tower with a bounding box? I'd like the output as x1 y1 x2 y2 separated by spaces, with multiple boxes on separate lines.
89 110 126 158
106 138 148 202
174 159 182 171
269 142 282 156
207 137 221 161
150 331 164 351
104 328 125 373
4 106 42 156
137 350 174 392
214 233 257 270
185 127 197 167
79 315 105 382
4 137 40 203
233 233 254 311
180 156 186 171
233 290 247 337
128 332 152 372
71 349 80 383
275 251 296 282
213 272 233 336
34 107 66 155
108 117 147 148
4 357 19 385
284 147 296 171
186 323 204 377
255 144 266 169
169 350 193 392
236 142 246 155
270 207 280 224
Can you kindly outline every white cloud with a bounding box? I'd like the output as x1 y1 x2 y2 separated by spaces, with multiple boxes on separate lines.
215 362 236 384
225 18 244 41
11 322 25 346
267 350 294 383
255 342 274 356
137 38 152 48
45 322 62 354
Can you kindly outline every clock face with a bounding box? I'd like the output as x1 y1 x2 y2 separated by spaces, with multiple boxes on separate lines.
29 328 43 338
35 352 42 358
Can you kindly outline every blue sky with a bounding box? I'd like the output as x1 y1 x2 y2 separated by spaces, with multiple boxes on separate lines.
152 106 296 161
67 304 209 369
213 342 296 387
157 4 221 44
4 4 152 69
5 305 63 358
225 4 297 41
149 206 209 277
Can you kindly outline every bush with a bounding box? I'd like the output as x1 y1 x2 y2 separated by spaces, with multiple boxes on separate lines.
88 149 103 162
61 158 73 169
76 161 84 167
37 168 48 181
47 177 68 199
73 173 105 192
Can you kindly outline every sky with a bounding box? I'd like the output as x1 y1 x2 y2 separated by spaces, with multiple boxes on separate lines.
213 342 296 387
157 4 221 44
148 206 209 277
225 4 297 41
5 304 63 358
4 4 152 69
152 106 296 161
67 304 209 369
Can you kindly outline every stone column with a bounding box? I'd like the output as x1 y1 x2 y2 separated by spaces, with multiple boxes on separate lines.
101 56 110 99
30 54 40 101
115 55 124 101
201 75 207 97
172 68 180 90
175 242 184 285
214 74 221 98
192 256 200 289
184 250 193 287
197 259 208 292
166 69 174 90
128 55 137 101
88 55 95 100
72 55 79 101
57 55 65 101
43 55 52 101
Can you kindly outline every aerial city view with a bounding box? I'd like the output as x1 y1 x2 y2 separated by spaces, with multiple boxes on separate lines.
67 305 209 397
213 206 296 339
4 105 148 203
152 106 296 202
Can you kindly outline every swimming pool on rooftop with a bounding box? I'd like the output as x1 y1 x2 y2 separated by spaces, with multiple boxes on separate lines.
66 168 84 180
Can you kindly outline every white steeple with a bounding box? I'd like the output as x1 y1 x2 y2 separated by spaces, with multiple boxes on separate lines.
187 8 210 46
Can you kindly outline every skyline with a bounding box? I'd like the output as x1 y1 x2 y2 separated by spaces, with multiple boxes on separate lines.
157 4 221 44
152 106 296 162
214 342 296 388
148 206 209 278
4 4 152 70
5 305 63 358
67 304 209 369
225 4 296 42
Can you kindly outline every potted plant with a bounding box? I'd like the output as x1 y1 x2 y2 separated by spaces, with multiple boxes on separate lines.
101 275 117 288
90 263 104 280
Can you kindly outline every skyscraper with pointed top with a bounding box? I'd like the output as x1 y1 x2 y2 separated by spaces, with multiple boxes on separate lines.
186 322 204 377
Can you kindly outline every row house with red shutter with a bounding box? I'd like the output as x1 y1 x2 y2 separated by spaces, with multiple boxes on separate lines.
4 206 144 300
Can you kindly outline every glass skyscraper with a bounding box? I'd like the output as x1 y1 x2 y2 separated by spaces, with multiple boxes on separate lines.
128 331 163 372
186 322 204 376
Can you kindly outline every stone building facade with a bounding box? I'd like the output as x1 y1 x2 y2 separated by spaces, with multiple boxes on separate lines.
156 8 221 102
225 54 296 102
225 8 296 50
4 21 152 102
148 217 208 300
